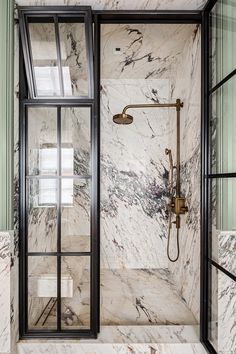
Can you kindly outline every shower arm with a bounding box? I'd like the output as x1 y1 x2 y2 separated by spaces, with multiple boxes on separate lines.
122 100 183 115
122 99 183 198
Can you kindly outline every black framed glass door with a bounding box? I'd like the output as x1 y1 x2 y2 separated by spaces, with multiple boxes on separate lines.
19 6 99 339
201 0 236 353
20 102 99 338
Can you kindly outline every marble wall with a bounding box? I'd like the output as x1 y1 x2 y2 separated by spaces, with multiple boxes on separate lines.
16 0 208 10
100 78 171 269
100 23 198 270
100 23 201 325
209 266 236 354
0 232 11 354
168 24 201 321
0 231 18 354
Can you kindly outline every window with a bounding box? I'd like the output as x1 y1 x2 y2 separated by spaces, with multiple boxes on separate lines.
19 6 99 339
19 8 94 98
202 1 236 353
39 147 74 206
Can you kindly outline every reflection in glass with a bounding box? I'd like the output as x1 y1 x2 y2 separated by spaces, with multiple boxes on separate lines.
210 75 236 174
28 21 61 96
27 107 57 176
28 256 57 329
61 107 91 176
210 0 236 87
61 256 90 329
208 265 236 352
59 20 89 97
210 178 236 276
27 179 57 253
61 179 90 252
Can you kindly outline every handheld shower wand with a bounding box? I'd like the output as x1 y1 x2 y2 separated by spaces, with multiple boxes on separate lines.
165 100 188 262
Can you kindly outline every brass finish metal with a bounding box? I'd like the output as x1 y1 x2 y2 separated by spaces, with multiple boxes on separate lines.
164 99 188 231
169 197 188 228
176 99 181 198
113 99 187 262
113 100 184 125
122 102 179 114
113 113 133 125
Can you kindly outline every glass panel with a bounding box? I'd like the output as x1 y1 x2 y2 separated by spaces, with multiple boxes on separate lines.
59 18 89 97
61 256 90 329
28 256 57 329
210 75 236 174
61 107 91 176
208 264 236 353
210 178 236 276
210 0 236 88
61 179 90 252
27 107 57 176
28 19 61 96
27 179 57 252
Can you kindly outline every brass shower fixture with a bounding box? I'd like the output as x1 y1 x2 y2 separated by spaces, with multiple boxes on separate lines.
113 101 181 125
113 99 188 262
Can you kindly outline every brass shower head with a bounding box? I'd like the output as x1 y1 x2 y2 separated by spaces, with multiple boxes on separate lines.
113 113 133 125
112 100 183 125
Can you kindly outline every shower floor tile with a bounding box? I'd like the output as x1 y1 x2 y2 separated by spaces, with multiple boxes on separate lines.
100 269 197 325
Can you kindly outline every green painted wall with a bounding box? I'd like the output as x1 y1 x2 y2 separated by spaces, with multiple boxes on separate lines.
0 0 14 231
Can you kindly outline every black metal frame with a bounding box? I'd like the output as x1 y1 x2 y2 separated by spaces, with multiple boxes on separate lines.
18 6 94 99
20 101 98 339
201 1 236 353
19 6 99 339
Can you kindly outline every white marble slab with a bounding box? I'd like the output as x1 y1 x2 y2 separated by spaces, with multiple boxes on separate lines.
101 79 171 269
209 266 236 354
100 269 197 325
213 231 236 276
15 0 208 11
17 342 207 354
101 24 196 80
99 22 202 325
18 325 199 344
0 232 11 354
82 325 200 343
218 271 236 354
168 25 201 322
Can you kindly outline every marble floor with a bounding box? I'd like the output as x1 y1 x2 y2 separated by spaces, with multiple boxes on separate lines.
101 269 197 325
29 268 196 329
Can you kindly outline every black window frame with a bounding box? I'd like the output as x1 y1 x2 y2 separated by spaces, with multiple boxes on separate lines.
18 6 100 339
201 1 236 353
18 6 94 99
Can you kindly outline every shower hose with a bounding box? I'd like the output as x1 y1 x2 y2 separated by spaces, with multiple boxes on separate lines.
167 209 180 262
165 148 180 262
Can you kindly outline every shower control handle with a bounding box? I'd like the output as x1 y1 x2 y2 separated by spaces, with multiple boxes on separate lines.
169 197 188 217
181 205 188 213
169 201 175 208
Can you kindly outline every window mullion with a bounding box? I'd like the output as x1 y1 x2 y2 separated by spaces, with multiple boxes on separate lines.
57 106 62 331
54 16 64 97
